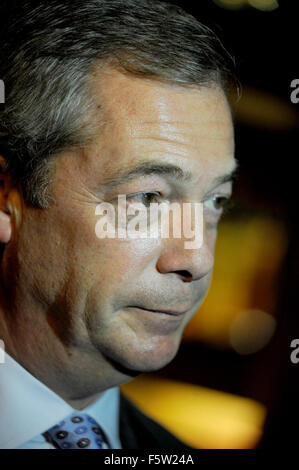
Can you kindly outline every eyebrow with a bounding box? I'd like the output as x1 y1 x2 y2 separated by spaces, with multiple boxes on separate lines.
102 160 239 190
212 161 239 187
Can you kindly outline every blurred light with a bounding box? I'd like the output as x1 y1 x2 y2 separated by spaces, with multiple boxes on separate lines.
122 375 266 449
230 87 299 131
248 0 279 11
229 309 276 354
214 0 279 10
213 0 247 10
183 216 287 347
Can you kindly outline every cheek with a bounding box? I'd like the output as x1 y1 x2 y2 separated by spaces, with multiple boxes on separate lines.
82 237 161 290
206 227 218 252
99 237 161 277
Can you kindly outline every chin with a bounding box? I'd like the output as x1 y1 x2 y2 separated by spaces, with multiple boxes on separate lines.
103 334 182 375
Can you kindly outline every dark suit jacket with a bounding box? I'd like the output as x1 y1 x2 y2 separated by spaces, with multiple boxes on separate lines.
119 392 193 449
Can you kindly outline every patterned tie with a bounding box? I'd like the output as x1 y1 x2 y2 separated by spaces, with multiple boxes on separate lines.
43 411 108 449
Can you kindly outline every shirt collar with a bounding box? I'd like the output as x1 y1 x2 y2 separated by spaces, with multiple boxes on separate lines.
0 352 121 449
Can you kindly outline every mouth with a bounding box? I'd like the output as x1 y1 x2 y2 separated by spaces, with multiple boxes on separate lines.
126 305 189 317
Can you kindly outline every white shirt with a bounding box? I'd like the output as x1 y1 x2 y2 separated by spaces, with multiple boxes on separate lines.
0 352 122 449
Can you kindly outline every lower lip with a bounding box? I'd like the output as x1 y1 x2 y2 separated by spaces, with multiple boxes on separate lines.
123 306 187 334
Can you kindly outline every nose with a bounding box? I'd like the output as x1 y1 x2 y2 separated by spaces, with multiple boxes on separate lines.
156 221 215 283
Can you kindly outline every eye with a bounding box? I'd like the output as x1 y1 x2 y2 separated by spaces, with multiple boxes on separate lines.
204 195 232 213
127 191 162 208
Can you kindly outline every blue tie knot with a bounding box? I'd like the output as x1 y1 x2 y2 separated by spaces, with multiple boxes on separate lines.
43 411 107 449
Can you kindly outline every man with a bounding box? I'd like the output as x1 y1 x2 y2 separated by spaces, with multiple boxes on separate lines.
0 0 237 449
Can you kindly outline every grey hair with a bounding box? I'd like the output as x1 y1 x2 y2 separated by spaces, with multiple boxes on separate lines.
0 0 236 208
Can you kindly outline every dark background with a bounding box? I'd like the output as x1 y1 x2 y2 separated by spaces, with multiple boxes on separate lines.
153 0 298 449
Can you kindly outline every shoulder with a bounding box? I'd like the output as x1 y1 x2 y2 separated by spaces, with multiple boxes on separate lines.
119 391 193 450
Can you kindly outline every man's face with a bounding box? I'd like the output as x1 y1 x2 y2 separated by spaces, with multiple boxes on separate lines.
15 70 235 374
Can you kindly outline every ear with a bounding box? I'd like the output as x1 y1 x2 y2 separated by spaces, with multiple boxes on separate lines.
0 156 13 244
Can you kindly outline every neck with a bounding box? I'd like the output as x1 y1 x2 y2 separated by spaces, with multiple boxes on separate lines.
64 391 105 410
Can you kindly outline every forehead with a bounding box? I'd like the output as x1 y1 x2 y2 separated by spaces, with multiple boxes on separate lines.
85 69 235 185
